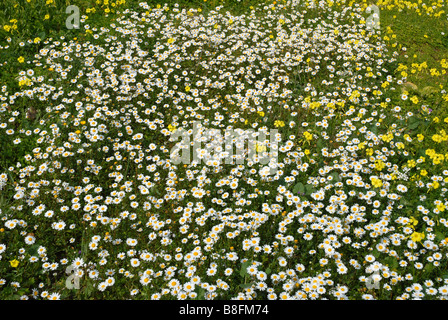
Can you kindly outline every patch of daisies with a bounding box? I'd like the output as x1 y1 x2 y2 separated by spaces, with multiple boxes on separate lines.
1 0 448 300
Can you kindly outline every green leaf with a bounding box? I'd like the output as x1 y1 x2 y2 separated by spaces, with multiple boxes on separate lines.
240 260 252 278
37 31 46 41
194 286 205 300
407 116 421 130
409 121 421 130
423 263 434 274
293 182 305 194
27 244 39 256
435 231 445 242
329 171 341 183
239 282 255 289
83 281 94 297
371 248 380 258
304 184 315 195
384 256 398 270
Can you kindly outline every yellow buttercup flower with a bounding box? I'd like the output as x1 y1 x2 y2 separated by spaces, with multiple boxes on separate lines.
19 78 31 87
303 131 313 141
407 159 416 168
381 132 393 142
255 142 266 153
10 259 19 268
370 177 383 188
374 159 385 171
274 120 285 128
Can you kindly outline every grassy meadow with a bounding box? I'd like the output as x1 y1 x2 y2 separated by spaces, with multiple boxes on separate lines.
1 0 448 300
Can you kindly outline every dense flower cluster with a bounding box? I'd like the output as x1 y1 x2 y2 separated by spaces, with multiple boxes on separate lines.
0 0 448 300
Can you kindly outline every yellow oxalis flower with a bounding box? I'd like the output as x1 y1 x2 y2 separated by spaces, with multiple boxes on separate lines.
409 216 418 227
410 231 425 243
